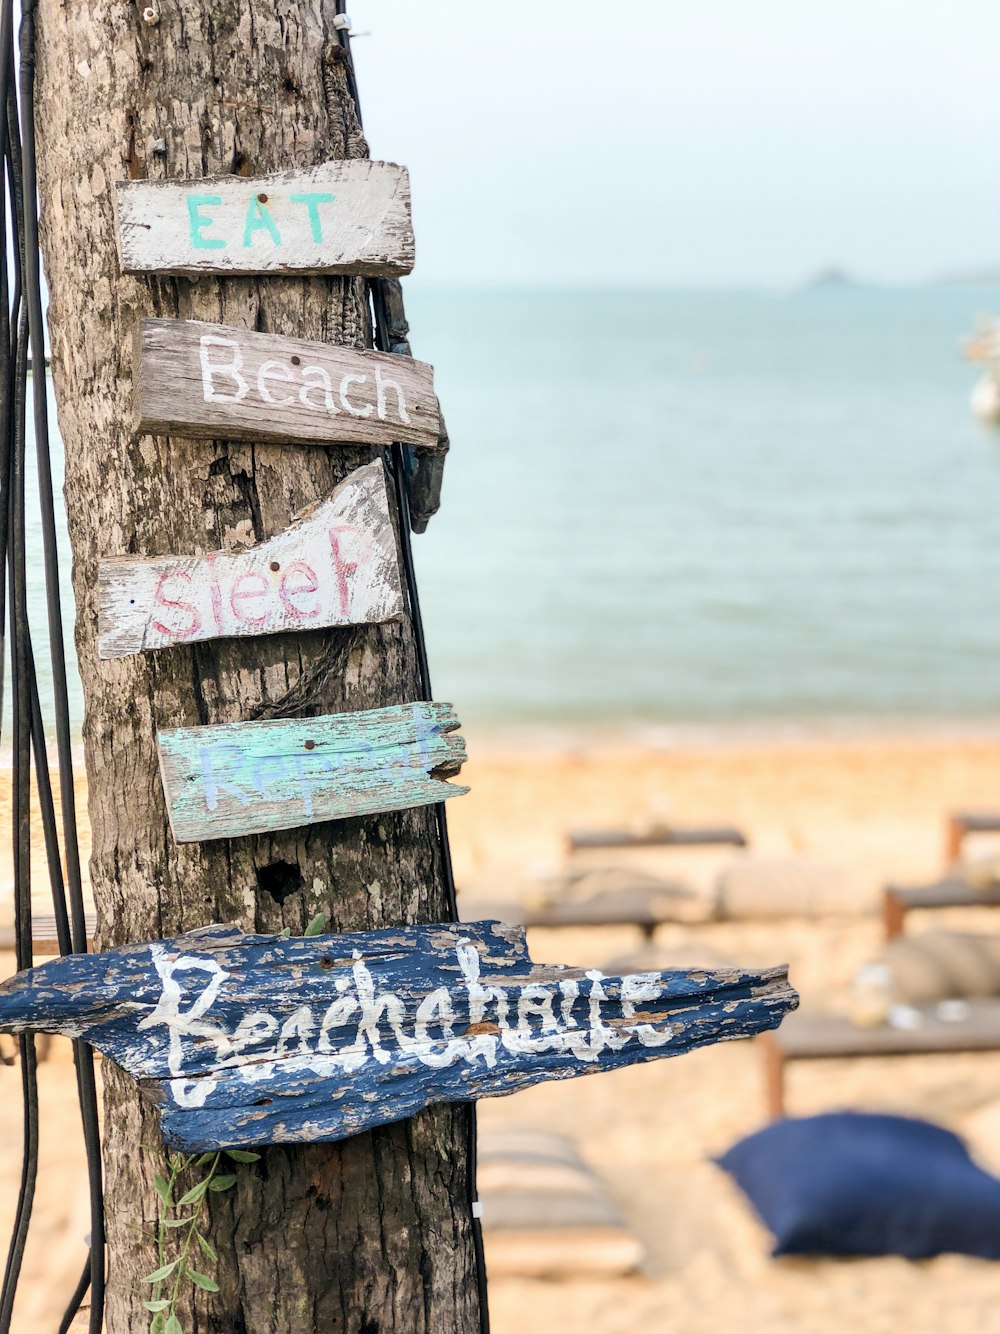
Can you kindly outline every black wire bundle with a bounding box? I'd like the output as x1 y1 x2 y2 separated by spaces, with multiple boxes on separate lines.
0 2 105 1332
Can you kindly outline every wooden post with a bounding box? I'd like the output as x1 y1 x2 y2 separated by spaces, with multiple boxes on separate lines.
882 887 907 941
760 1034 787 1120
945 813 966 867
34 6 481 1331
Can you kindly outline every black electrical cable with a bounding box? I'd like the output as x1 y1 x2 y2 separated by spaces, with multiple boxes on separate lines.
336 9 491 1330
0 0 106 1328
17 2 107 1324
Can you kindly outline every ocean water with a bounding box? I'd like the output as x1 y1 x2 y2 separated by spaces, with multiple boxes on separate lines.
22 285 1000 737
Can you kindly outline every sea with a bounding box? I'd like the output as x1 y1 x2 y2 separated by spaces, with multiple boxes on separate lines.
21 283 1000 741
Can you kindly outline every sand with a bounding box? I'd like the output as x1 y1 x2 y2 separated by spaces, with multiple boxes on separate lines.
5 728 1000 1332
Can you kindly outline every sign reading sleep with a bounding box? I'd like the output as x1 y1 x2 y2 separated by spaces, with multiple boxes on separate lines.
115 161 414 276
98 462 402 659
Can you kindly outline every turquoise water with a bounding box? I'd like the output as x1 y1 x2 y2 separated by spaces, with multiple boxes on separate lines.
23 285 1000 734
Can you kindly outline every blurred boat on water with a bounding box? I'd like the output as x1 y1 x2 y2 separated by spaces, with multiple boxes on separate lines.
963 321 1000 423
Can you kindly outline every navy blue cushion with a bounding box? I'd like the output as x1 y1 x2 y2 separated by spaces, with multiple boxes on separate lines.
717 1112 1000 1259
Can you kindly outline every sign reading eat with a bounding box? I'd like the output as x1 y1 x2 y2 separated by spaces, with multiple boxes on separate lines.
98 462 401 659
115 161 413 276
134 319 439 449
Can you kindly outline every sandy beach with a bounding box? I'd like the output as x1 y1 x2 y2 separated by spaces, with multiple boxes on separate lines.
5 728 1000 1332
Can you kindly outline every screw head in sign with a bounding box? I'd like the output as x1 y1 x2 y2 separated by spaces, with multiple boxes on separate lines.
269 561 280 573
304 739 316 751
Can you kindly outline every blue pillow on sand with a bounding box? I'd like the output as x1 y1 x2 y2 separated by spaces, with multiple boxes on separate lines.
717 1112 1000 1259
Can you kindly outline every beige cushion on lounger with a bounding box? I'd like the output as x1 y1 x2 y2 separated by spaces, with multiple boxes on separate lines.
715 855 873 920
533 865 694 910
478 1129 644 1278
879 931 1000 1005
602 940 734 974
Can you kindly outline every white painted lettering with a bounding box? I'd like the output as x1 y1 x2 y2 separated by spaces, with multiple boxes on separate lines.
339 372 372 418
257 359 296 406
200 335 250 403
299 365 338 413
374 364 411 424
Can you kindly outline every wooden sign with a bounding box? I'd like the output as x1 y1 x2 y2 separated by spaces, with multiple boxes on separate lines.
156 702 468 843
0 921 797 1150
115 161 414 277
134 319 439 449
98 462 402 659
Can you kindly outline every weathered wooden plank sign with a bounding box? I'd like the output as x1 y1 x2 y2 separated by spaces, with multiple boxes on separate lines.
0 921 797 1149
98 462 401 659
157 702 468 843
134 319 439 449
115 161 413 277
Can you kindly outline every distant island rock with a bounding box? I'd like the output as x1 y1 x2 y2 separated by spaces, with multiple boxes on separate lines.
801 267 858 289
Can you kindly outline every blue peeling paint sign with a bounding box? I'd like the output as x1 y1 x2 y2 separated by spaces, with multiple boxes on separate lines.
0 921 796 1150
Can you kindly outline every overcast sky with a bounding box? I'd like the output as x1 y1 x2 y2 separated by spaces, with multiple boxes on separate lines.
352 1 1000 288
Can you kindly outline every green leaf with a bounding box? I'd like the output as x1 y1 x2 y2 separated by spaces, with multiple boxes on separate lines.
150 1313 166 1334
166 1315 183 1334
177 1180 209 1207
161 1216 194 1229
195 1232 218 1264
142 1260 178 1284
186 1269 220 1293
144 1299 170 1313
194 1153 216 1168
208 1174 237 1192
153 1175 173 1207
223 1149 260 1163
304 913 327 937
276 927 291 940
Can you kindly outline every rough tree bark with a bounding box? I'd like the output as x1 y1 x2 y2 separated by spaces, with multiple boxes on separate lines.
34 4 480 1331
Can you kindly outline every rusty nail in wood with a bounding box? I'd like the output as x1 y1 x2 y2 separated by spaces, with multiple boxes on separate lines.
290 355 301 365
257 192 268 204
269 561 280 572
142 5 159 24
304 739 316 750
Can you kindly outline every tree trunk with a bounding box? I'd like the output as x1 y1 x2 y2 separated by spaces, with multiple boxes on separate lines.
34 4 480 1331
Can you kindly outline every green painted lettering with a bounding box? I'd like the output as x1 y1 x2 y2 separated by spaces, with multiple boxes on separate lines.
290 192 335 243
243 197 282 248
187 194 225 250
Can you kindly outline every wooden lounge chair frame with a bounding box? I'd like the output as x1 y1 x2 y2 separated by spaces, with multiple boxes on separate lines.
882 878 1000 941
945 810 1000 865
566 824 746 853
0 911 97 957
760 997 1000 1119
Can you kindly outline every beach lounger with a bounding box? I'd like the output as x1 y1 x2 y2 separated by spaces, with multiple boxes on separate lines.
467 867 701 939
883 878 1000 940
566 823 747 853
0 910 97 957
945 810 1000 865
478 1128 644 1277
759 998 1000 1119
0 912 98 1064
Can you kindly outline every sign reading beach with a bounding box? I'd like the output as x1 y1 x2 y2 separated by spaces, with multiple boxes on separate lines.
156 702 468 843
98 462 401 659
134 318 439 448
115 161 414 276
0 921 797 1150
